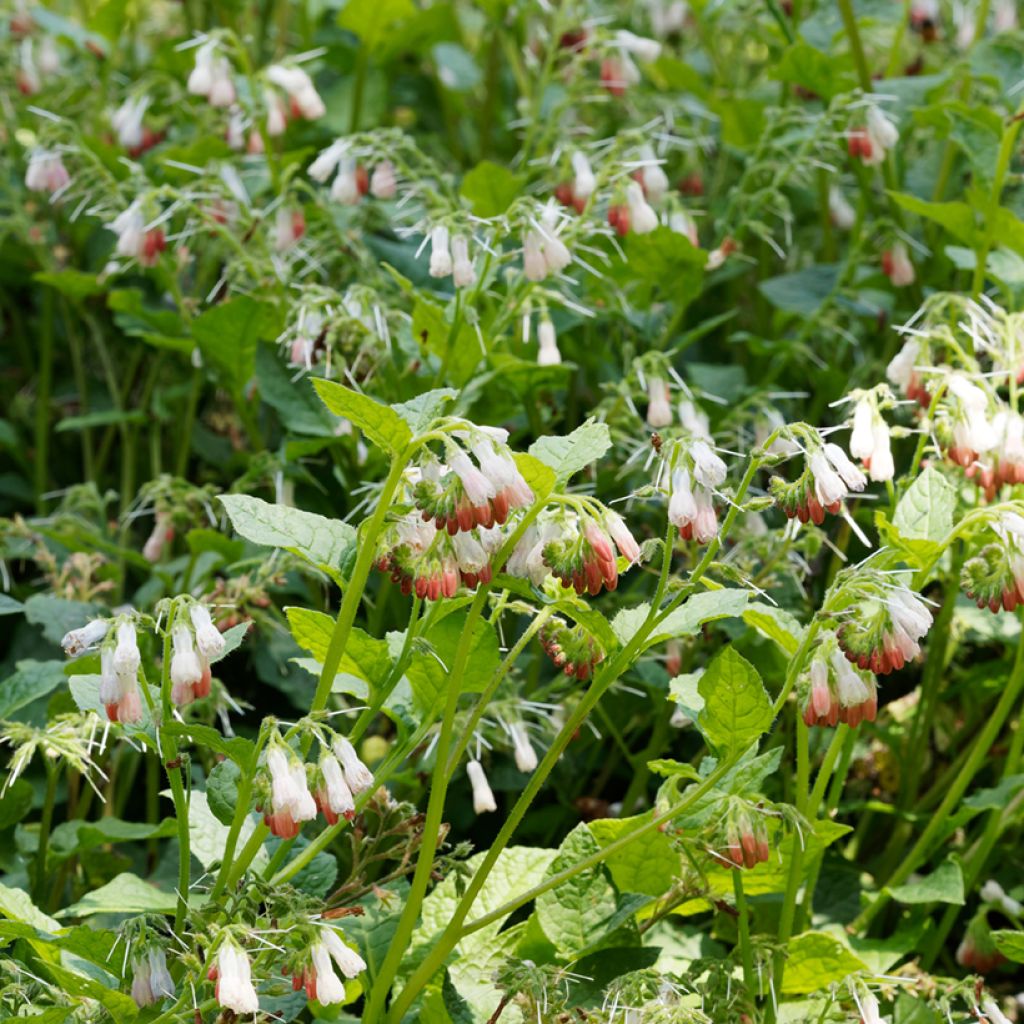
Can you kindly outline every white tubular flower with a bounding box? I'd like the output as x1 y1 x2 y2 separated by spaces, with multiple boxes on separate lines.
884 241 915 287
190 603 225 660
319 753 355 820
448 448 496 506
677 398 708 438
668 210 699 246
113 621 140 681
370 160 397 199
537 316 561 366
111 204 146 260
216 940 259 1015
310 942 347 1004
638 144 669 203
148 948 174 1000
887 588 932 641
828 186 856 230
38 35 60 75
170 624 202 704
208 59 236 107
61 618 109 656
823 442 866 492
187 42 216 96
467 759 497 813
690 439 727 489
831 652 871 709
869 420 894 481
866 105 899 155
571 151 596 200
853 988 884 1024
615 29 662 62
693 486 718 543
850 399 874 460
981 998 1012 1024
99 648 122 710
539 203 572 273
522 230 547 281
510 723 537 773
809 450 847 507
625 181 658 234
948 372 988 411
995 0 1018 31
267 64 324 119
130 956 153 1007
309 140 347 182
333 736 374 794
886 338 919 391
646 376 672 427
111 95 148 150
451 235 476 287
668 466 697 527
604 509 641 563
429 225 452 277
265 90 287 136
321 928 367 979
330 159 360 204
268 746 317 822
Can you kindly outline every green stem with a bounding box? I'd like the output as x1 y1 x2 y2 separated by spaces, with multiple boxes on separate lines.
350 49 368 133
175 369 203 477
851 610 1024 932
33 761 59 905
733 870 756 1001
34 291 55 513
837 0 873 92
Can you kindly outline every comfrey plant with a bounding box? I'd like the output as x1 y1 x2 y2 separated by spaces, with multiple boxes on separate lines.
7 0 1024 1022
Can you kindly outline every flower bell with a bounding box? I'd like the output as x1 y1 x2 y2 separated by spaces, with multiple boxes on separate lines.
451 235 475 287
882 241 915 286
315 753 355 824
429 225 453 278
510 723 537 773
537 316 561 366
370 161 397 199
646 376 672 428
25 149 70 195
636 144 669 203
214 939 259 1014
266 64 325 120
62 619 110 657
264 745 318 838
828 186 855 230
170 623 202 706
467 759 497 814
333 736 374 795
625 181 658 234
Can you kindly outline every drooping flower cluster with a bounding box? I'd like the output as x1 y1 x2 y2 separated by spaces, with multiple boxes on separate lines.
25 148 70 196
847 392 895 482
769 440 866 525
211 938 259 1014
666 438 727 544
800 645 878 729
107 203 166 268
962 512 1024 613
711 801 771 870
290 926 367 1003
130 945 175 1007
539 617 605 680
522 203 573 281
170 603 225 706
265 63 325 126
836 581 932 675
255 732 374 838
847 105 899 166
187 39 236 108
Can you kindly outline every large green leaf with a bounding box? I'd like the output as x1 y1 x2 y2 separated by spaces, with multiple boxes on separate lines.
313 378 413 454
57 873 177 918
611 589 747 649
536 824 621 955
588 811 679 898
888 856 964 905
0 660 66 718
286 606 391 696
888 193 977 246
892 466 956 543
219 493 356 582
782 931 868 994
192 296 282 397
696 648 772 756
460 162 524 217
529 420 612 485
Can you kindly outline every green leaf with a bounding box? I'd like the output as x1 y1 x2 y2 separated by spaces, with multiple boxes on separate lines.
0 661 66 718
992 929 1024 963
286 607 391 696
412 297 482 386
528 419 612 484
782 931 868 994
888 193 977 246
312 378 413 454
24 596 101 646
57 873 177 918
0 883 60 931
0 594 24 616
992 206 1024 258
347 882 407 986
649 589 749 645
192 296 282 396
416 847 557 955
254 343 334 436
337 0 417 55
405 610 499 715
206 760 242 826
33 269 105 301
588 812 679 898
0 780 33 830
536 824 620 955
759 264 839 316
892 466 956 543
162 722 255 767
442 969 476 1024
219 493 356 581
563 947 661 1008
187 791 267 873
393 389 459 434
459 161 524 217
620 227 707 309
771 39 854 98
888 856 964 905
694 648 772 757
56 409 146 433
742 602 804 655
49 818 177 860
513 451 556 499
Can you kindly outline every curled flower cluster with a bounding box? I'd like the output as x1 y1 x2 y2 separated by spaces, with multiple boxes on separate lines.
836 583 932 675
962 512 1024 613
801 647 878 728
712 802 771 870
539 617 605 680
770 442 865 524
667 439 727 544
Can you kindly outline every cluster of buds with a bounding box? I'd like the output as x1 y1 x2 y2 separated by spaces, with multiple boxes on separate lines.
289 927 367 1003
848 393 895 482
25 148 70 196
712 802 771 870
307 140 373 204
555 151 596 213
523 203 573 281
111 96 160 156
539 508 638 596
956 912 1006 974
539 617 605 680
169 604 225 706
265 63 326 125
600 30 661 97
130 945 174 1007
961 512 1024 612
847 105 899 166
187 39 236 107
801 647 878 728
836 583 932 675
211 938 258 1014
413 432 534 534
770 442 866 524
882 241 915 287
257 734 373 838
667 439 727 544
107 203 166 268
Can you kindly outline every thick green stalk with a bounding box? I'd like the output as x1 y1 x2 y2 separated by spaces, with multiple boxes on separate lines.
34 291 55 513
33 761 59 906
733 870 756 1001
837 0 872 93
